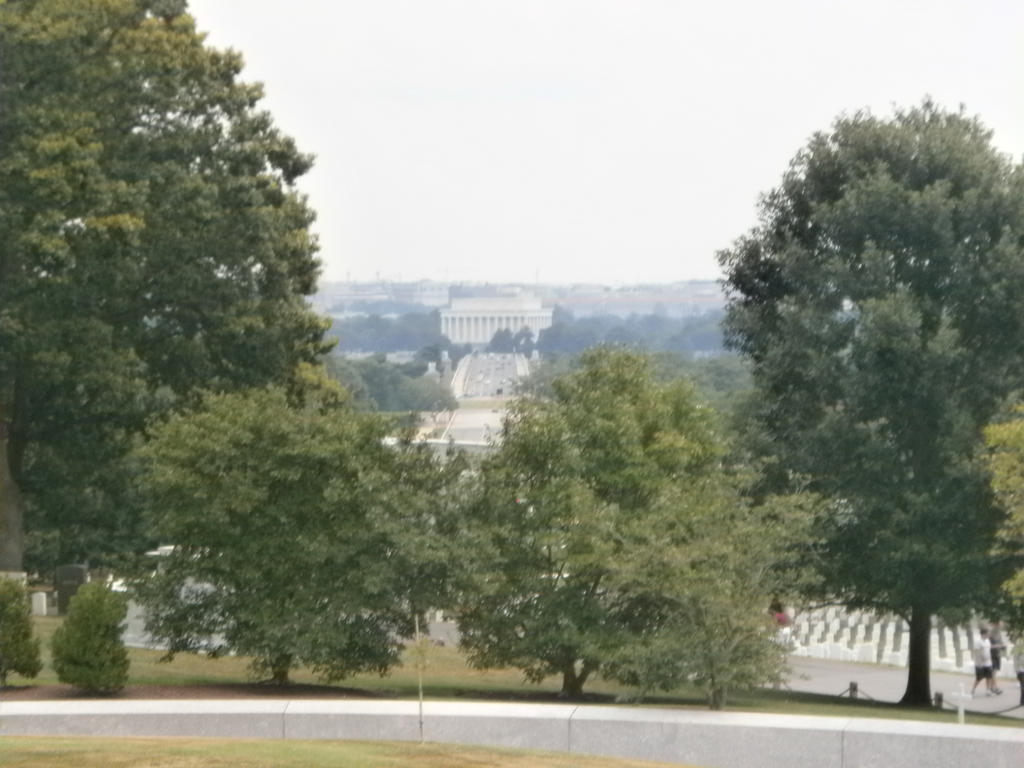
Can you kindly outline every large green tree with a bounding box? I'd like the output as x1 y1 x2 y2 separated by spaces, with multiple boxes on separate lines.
454 347 723 696
601 486 816 709
0 0 328 571
719 102 1024 705
983 410 1024 615
134 386 461 684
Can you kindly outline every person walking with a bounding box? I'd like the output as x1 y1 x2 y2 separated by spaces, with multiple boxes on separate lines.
990 620 1006 672
1013 635 1024 707
972 627 999 697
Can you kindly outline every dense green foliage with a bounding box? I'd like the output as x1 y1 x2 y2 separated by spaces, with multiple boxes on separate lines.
601 488 815 708
51 582 129 693
0 578 43 686
669 354 751 410
454 347 798 704
134 387 462 684
325 356 457 414
537 308 724 357
330 311 451 355
983 411 1024 619
0 0 328 573
485 327 535 355
486 328 515 353
719 101 1024 705
518 352 750 414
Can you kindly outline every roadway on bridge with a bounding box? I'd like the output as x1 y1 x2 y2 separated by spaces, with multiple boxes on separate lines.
454 352 521 399
442 352 526 445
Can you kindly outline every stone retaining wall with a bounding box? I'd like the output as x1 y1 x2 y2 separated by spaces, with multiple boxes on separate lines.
1 700 1020 767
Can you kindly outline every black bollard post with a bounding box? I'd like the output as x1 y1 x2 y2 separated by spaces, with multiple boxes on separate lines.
933 692 943 709
849 681 858 699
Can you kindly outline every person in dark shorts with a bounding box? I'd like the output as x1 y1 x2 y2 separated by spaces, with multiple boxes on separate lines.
972 627 999 697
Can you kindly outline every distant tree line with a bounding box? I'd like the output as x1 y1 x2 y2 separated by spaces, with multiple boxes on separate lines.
520 351 750 414
325 355 457 415
330 307 725 360
330 311 449 355
487 327 536 355
536 307 724 357
329 307 745 413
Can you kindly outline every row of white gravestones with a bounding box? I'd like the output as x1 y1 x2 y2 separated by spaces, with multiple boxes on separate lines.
788 608 1017 679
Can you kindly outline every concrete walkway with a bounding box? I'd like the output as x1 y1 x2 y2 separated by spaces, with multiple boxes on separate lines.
786 656 1024 720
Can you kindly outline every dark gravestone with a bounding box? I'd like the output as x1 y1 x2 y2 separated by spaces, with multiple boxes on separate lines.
55 564 88 614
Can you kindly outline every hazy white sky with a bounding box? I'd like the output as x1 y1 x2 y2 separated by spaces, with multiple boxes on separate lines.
187 0 1023 286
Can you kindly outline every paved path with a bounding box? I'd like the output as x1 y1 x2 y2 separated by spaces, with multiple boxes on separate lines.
786 656 1024 720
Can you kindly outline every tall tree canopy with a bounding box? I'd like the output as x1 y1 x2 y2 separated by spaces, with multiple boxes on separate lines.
0 0 328 571
135 386 463 684
719 102 1024 705
983 410 1024 617
453 346 780 699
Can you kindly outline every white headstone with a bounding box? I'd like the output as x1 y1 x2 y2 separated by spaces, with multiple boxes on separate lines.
30 590 48 616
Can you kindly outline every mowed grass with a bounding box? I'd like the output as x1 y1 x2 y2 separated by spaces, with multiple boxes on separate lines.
0 737 688 768
10 617 1021 730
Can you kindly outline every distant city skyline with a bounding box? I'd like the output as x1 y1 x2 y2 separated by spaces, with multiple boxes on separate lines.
312 276 725 320
189 0 1024 286
317 276 722 287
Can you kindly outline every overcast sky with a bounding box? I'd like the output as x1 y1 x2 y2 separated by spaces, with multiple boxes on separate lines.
187 0 1024 286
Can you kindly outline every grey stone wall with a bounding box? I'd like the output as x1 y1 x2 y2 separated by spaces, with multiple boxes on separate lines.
0 700 1020 767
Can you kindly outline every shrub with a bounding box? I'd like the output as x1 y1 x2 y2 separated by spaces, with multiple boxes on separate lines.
0 578 42 685
51 582 129 693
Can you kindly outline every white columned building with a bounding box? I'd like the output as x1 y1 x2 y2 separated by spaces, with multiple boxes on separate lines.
439 294 554 346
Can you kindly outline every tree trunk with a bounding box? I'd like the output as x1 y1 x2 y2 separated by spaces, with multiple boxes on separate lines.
709 686 726 710
707 666 726 710
0 416 25 573
899 607 931 706
269 655 292 685
559 659 594 698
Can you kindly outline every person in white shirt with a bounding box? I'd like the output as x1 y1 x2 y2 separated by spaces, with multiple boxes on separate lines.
972 627 1000 696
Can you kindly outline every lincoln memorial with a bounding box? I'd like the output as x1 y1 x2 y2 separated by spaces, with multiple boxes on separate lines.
439 294 554 345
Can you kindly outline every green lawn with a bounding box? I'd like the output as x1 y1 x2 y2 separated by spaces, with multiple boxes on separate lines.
8 617 1020 730
0 737 687 768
